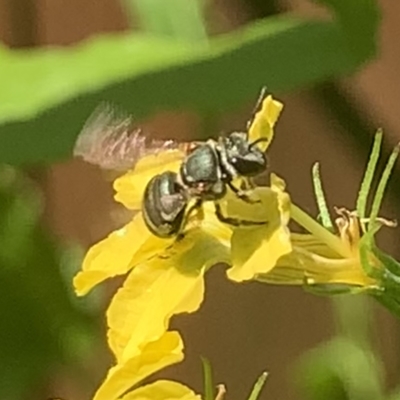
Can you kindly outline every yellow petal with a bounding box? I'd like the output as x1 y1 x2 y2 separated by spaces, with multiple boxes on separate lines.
226 182 292 281
107 257 204 362
198 201 233 247
229 224 291 281
248 95 283 150
94 331 184 400
107 229 230 362
74 213 173 296
120 380 201 400
114 150 184 210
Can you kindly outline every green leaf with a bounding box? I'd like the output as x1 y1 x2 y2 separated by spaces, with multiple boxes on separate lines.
370 245 400 319
0 0 379 164
357 219 400 320
316 0 380 62
125 0 207 41
372 293 400 321
372 245 400 278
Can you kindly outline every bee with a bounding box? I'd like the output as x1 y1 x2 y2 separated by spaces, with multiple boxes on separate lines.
74 96 269 238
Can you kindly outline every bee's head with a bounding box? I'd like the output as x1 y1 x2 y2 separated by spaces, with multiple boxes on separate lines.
222 132 268 177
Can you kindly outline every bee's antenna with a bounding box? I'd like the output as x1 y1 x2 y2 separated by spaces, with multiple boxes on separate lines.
246 86 269 131
249 137 269 149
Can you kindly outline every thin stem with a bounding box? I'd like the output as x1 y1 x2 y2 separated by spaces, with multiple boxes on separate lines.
312 162 333 230
369 143 400 228
356 130 382 222
247 372 268 400
202 357 215 400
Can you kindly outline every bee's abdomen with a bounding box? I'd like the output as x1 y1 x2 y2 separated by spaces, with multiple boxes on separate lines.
142 171 188 238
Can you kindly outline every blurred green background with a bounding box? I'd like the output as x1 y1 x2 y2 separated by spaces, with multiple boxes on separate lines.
1 0 400 399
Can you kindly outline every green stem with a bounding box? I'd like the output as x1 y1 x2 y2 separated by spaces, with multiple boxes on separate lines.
312 162 333 230
247 372 268 400
290 203 349 258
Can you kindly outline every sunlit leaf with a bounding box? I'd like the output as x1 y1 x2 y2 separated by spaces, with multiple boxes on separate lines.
126 0 207 41
0 0 379 164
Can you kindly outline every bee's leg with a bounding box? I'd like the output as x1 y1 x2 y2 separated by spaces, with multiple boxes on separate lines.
227 181 260 204
185 199 203 220
243 177 256 189
214 204 266 227
176 199 203 241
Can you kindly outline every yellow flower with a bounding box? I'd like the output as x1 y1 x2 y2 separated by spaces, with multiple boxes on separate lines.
258 132 399 295
73 93 289 400
74 174 291 371
94 330 201 400
74 94 288 338
106 219 230 362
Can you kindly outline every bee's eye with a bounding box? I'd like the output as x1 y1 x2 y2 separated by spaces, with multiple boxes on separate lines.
231 153 266 176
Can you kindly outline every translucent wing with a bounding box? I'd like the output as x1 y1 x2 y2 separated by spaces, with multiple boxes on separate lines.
74 104 186 171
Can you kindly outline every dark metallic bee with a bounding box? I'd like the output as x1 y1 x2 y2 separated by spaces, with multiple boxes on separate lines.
74 100 269 238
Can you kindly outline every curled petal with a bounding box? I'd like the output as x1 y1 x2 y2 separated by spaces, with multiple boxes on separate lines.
227 179 291 281
74 213 173 295
114 151 184 210
248 95 283 150
229 225 291 281
93 331 184 400
107 230 230 362
120 380 201 400
197 201 233 247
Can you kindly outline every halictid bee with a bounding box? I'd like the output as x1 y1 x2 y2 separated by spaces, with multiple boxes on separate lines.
74 96 269 238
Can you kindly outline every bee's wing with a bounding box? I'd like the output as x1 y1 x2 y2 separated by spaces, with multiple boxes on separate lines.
74 104 186 172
